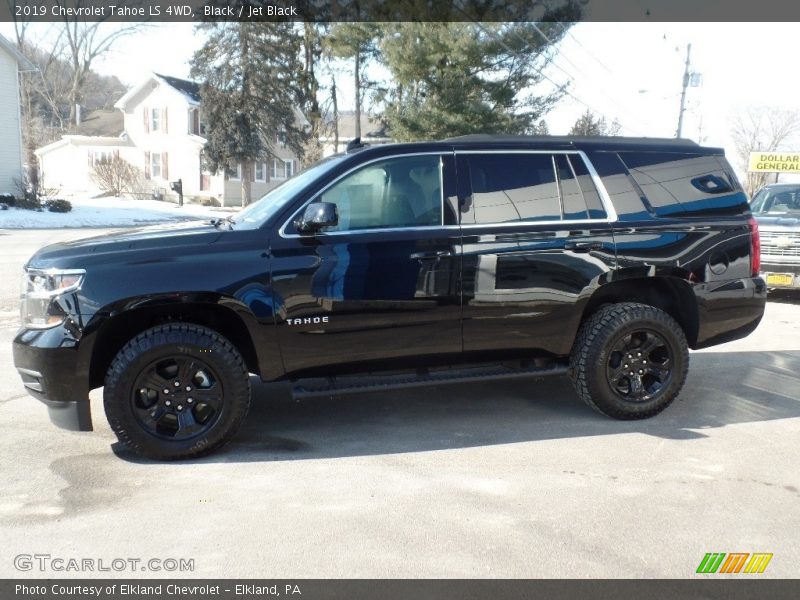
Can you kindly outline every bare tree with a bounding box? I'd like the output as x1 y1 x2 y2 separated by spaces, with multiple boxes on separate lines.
730 106 800 197
57 1 146 125
91 156 146 197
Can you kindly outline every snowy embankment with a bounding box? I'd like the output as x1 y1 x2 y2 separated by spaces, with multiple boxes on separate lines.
0 196 236 229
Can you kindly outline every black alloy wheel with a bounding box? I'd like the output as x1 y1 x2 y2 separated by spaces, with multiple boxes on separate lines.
569 302 689 420
104 323 250 460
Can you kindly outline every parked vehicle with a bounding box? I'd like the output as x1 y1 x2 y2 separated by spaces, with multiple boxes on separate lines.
14 136 766 459
750 183 800 289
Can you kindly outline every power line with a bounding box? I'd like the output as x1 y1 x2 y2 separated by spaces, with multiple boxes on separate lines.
508 24 656 135
560 23 614 75
479 22 646 135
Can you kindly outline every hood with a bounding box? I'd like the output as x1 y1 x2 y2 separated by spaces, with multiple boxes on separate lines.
27 220 224 269
754 214 800 229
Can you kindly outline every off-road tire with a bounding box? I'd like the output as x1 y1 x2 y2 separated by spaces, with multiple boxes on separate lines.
104 323 250 460
569 302 689 419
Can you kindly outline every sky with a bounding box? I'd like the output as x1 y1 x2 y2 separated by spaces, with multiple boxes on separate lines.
3 21 799 178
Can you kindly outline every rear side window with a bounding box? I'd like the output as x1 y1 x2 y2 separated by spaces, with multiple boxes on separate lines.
618 152 749 217
461 153 606 225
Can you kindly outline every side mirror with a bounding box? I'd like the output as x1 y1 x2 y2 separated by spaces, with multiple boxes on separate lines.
295 202 338 233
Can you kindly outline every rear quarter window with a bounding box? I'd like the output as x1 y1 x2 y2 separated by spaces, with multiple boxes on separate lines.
618 151 749 217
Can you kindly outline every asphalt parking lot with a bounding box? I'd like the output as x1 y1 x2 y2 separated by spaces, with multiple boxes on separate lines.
0 228 798 578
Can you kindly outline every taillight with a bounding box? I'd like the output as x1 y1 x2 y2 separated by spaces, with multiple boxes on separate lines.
748 216 760 277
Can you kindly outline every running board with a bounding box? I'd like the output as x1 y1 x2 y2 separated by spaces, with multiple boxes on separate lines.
291 361 569 399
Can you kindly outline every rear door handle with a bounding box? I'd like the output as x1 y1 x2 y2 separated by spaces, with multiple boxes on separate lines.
564 241 603 253
410 250 452 260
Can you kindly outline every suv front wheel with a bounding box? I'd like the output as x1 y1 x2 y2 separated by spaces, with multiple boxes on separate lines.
569 302 689 419
104 323 251 460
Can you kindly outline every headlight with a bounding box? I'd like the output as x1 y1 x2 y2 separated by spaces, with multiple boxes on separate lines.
20 268 85 328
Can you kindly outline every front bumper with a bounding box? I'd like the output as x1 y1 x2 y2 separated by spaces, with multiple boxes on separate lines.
12 325 93 431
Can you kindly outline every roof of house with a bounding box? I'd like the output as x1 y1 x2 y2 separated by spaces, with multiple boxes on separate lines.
115 72 202 110
35 135 134 156
74 109 124 137
153 72 201 103
0 34 36 71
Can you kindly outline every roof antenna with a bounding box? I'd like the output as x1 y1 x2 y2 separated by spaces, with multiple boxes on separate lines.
346 137 367 152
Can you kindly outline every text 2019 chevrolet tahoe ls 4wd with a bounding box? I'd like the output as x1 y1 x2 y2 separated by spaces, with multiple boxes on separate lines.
14 136 766 459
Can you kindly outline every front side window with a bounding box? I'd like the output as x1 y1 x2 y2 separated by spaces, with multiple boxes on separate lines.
316 155 443 232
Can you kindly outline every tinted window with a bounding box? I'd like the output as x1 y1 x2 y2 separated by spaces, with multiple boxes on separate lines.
569 154 607 219
464 154 561 224
618 152 748 217
318 155 442 232
555 155 588 220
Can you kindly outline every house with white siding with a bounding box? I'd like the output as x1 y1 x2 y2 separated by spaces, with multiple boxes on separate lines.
0 35 36 196
36 72 305 206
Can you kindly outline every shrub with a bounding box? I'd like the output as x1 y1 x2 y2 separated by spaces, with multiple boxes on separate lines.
45 199 72 213
195 196 221 207
91 156 146 197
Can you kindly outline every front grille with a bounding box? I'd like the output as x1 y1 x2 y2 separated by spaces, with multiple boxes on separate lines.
760 231 800 257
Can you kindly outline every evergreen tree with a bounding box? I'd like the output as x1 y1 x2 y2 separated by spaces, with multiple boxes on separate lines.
378 22 572 141
569 110 622 136
190 21 306 206
325 23 382 140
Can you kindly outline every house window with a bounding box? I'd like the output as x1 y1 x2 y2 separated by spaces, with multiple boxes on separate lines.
230 163 242 180
91 150 115 166
276 131 286 147
284 160 294 178
150 108 161 132
271 159 285 180
189 108 203 135
255 162 266 182
150 152 162 179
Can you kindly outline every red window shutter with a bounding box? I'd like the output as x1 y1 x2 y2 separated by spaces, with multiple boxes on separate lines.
163 107 168 134
144 151 151 179
162 152 169 180
143 107 149 133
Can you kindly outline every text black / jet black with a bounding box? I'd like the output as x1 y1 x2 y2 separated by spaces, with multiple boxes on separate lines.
14 136 766 459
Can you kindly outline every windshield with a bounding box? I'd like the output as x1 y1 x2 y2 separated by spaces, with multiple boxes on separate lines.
229 154 347 229
751 186 800 217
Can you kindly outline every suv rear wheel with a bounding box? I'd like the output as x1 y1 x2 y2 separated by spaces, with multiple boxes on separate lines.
569 302 688 419
104 323 250 460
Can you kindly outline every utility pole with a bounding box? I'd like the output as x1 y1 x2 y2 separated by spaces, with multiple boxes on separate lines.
676 43 691 138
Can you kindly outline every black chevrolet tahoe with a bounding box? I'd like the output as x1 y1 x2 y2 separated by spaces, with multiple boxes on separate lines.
13 136 766 459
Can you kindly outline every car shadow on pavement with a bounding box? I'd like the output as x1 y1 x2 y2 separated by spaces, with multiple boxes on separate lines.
767 290 800 305
112 350 800 463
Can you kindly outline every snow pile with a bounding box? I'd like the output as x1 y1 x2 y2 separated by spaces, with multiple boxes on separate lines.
0 196 236 229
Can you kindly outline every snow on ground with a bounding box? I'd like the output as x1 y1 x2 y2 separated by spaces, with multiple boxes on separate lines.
0 196 236 229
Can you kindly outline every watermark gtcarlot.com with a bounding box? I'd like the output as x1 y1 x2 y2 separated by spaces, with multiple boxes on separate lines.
14 554 194 573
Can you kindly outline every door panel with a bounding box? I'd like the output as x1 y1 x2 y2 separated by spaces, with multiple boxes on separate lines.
269 153 462 375
457 151 617 357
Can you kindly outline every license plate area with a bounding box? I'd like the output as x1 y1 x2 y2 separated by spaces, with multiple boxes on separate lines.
766 273 795 286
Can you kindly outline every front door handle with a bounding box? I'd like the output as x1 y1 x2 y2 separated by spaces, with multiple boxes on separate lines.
564 241 603 253
410 250 453 260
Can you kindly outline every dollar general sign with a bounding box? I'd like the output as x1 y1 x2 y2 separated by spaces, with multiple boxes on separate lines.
748 151 800 172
